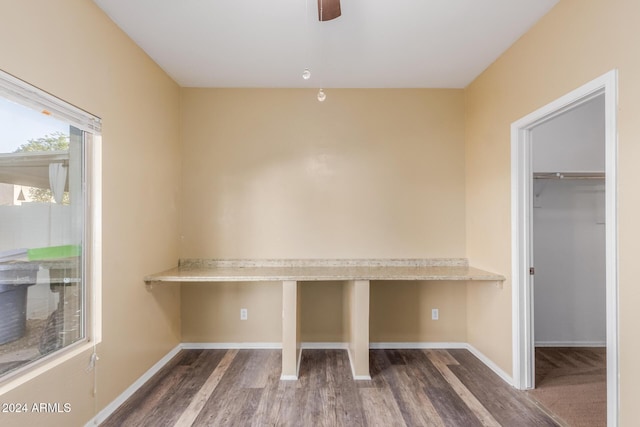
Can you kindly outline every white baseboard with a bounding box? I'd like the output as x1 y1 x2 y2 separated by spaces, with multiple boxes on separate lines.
181 342 282 349
301 342 348 349
346 348 355 379
346 348 372 381
535 341 606 348
297 348 303 378
183 342 348 350
369 342 467 350
353 374 372 380
84 344 182 427
465 344 514 386
279 347 304 380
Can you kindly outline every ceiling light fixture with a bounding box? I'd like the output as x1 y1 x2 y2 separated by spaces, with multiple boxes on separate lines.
303 0 340 101
302 0 312 82
318 0 341 21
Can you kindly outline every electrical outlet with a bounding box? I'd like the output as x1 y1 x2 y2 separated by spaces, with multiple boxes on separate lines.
240 308 248 320
432 308 439 320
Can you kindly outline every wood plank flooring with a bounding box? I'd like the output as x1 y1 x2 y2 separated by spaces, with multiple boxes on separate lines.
102 349 559 427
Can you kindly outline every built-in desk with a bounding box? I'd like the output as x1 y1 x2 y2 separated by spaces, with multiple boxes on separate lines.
144 259 505 380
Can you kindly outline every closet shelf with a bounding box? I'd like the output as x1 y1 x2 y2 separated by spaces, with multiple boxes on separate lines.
533 172 605 180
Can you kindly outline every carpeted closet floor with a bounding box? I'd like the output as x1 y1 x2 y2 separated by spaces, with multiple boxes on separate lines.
527 347 606 427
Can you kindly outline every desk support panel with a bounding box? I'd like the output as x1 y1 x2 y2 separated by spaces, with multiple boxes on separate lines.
345 280 371 380
281 280 301 380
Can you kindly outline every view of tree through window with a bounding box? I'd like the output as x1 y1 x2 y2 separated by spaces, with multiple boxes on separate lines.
0 94 86 378
13 132 71 204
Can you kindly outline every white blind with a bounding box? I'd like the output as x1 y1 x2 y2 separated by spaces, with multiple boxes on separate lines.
0 69 101 134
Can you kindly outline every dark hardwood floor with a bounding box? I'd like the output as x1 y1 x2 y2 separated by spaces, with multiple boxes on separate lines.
102 349 560 427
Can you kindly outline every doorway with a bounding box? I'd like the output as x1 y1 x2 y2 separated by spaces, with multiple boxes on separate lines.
511 70 618 426
532 94 606 350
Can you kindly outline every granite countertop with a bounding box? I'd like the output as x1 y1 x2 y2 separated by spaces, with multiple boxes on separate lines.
144 259 505 283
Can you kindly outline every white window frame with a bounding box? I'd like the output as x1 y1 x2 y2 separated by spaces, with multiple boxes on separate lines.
0 69 102 395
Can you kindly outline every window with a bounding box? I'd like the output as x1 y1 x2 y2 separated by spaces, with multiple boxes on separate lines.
0 70 101 384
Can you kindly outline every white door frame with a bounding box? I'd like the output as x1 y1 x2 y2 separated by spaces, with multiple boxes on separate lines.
511 70 618 426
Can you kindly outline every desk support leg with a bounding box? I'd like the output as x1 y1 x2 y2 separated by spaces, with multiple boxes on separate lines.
281 280 301 380
345 280 371 380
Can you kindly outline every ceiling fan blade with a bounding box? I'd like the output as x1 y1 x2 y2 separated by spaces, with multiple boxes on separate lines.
318 0 341 21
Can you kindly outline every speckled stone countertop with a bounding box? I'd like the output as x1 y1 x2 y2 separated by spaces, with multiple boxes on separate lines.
144 259 505 283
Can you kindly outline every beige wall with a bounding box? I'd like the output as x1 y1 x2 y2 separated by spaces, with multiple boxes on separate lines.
180 88 466 259
302 280 466 344
302 282 344 342
180 89 469 344
0 0 181 425
181 282 282 343
183 279 468 344
464 0 640 422
371 281 467 343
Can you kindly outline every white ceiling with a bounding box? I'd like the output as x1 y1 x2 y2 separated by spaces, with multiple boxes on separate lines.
92 0 559 88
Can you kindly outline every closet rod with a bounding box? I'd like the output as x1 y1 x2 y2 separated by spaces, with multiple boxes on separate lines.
533 172 605 180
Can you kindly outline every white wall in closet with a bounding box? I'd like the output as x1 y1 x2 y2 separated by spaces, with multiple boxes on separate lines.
532 94 606 346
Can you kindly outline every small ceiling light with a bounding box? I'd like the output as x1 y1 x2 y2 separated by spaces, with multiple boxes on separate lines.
302 68 311 80
317 88 326 102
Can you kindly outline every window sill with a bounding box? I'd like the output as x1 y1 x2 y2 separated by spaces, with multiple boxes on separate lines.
0 339 99 396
